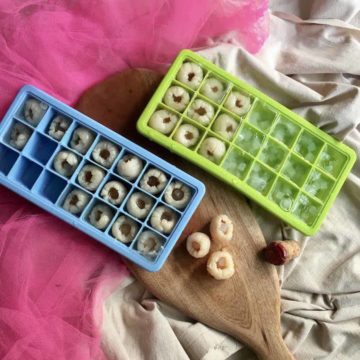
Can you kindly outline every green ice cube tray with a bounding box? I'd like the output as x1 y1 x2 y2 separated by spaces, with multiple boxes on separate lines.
137 50 356 235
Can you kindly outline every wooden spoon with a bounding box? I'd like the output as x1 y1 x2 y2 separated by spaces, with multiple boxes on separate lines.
76 68 295 360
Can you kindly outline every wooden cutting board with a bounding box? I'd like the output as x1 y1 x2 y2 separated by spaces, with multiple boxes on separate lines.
76 69 295 360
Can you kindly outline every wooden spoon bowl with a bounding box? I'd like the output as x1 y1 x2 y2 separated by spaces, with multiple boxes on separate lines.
76 69 295 360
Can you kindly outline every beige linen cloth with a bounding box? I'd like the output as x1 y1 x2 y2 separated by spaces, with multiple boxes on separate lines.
101 2 360 359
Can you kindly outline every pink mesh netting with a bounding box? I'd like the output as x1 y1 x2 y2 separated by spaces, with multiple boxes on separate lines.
0 191 128 360
0 1 268 359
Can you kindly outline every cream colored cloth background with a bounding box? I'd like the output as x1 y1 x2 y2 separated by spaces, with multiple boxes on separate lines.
101 2 360 359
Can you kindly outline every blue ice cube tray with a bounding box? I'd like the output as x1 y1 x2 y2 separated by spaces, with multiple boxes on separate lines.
0 85 205 272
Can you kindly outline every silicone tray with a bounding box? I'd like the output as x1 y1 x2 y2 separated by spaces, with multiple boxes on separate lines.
137 50 357 235
0 85 205 271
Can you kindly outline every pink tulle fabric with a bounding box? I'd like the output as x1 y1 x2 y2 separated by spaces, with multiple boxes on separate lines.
0 1 268 359
0 191 128 360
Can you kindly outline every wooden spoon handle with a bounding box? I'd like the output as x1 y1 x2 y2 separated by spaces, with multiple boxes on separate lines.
229 323 295 360
253 331 295 360
257 345 295 360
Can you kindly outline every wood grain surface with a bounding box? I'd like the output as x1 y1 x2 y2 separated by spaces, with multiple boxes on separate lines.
76 68 295 360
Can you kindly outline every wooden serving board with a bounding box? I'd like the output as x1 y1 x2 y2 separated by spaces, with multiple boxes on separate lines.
76 69 295 360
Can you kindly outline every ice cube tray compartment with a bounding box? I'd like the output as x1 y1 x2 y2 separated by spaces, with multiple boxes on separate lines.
0 85 205 271
0 144 19 175
137 50 357 235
